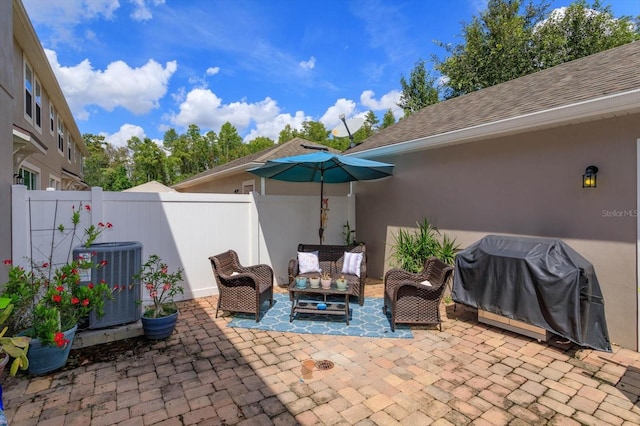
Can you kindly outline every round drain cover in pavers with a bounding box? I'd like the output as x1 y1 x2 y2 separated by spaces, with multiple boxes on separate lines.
315 360 334 370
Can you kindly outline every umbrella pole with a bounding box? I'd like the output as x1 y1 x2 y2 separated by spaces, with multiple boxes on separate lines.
318 176 324 244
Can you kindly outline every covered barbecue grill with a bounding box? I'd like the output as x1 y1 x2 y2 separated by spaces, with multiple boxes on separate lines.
452 235 611 352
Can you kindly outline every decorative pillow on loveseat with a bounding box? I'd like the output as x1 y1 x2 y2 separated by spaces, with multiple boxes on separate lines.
298 251 321 274
341 251 363 277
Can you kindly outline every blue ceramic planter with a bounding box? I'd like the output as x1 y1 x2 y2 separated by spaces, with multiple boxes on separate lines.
141 311 178 340
24 324 78 375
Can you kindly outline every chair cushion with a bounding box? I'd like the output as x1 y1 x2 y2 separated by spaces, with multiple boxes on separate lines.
298 251 321 274
341 251 362 277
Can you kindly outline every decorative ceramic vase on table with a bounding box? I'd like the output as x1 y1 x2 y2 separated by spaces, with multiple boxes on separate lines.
309 277 320 288
295 277 308 289
335 277 347 291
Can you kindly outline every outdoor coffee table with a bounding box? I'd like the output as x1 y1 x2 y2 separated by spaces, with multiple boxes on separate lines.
288 281 354 325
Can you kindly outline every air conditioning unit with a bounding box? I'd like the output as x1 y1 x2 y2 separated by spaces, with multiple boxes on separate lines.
73 241 142 329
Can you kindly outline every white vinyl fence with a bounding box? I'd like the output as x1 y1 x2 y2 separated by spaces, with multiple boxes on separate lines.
11 185 355 303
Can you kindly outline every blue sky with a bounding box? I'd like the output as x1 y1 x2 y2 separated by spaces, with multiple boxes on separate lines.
23 0 640 147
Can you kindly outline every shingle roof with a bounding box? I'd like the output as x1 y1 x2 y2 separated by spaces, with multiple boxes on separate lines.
348 41 640 154
173 138 339 187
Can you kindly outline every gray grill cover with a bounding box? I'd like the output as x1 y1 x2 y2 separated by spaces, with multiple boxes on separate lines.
452 235 611 352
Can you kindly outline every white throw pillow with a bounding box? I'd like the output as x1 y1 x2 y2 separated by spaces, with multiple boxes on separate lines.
419 279 432 287
341 252 362 277
298 251 321 274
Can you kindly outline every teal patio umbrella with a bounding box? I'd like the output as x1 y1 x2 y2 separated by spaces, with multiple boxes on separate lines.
249 151 394 243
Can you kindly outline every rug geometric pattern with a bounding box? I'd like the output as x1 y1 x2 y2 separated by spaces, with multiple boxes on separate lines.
227 293 413 339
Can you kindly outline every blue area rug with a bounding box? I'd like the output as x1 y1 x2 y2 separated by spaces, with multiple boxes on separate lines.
227 293 413 338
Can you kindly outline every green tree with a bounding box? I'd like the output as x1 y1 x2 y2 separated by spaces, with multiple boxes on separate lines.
128 136 168 185
436 0 638 98
382 109 396 128
299 121 330 143
437 0 546 98
532 0 639 68
83 134 132 190
217 122 245 163
82 134 110 188
278 124 299 144
398 60 440 116
358 111 379 140
246 136 275 154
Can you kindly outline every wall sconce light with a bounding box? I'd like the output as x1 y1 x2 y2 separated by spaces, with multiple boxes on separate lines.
582 165 598 188
13 173 24 185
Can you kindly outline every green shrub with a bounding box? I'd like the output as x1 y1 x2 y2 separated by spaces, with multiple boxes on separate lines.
390 218 459 272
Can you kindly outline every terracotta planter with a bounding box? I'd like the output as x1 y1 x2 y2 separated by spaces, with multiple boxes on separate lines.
320 279 332 289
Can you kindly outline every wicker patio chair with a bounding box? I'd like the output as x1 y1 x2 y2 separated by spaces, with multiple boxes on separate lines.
383 257 454 331
209 250 274 322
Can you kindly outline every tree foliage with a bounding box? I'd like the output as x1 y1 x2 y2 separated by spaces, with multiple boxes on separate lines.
435 0 638 99
398 60 440 116
381 109 396 128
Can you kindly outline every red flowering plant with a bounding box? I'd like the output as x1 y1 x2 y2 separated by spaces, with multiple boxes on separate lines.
2 203 113 347
134 254 184 318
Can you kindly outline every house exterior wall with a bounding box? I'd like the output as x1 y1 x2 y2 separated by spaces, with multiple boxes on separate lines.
11 0 86 190
356 114 639 350
1 0 14 282
179 170 350 197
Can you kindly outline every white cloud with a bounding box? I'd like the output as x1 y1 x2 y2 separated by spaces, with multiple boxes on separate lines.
45 49 177 118
206 67 220 76
103 123 146 148
23 0 119 25
129 0 165 21
360 89 403 117
168 88 281 135
319 98 357 130
299 56 316 70
244 111 311 142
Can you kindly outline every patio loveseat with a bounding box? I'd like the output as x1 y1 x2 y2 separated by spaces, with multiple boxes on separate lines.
288 243 366 305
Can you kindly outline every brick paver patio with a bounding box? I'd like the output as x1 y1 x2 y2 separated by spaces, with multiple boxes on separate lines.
2 281 639 425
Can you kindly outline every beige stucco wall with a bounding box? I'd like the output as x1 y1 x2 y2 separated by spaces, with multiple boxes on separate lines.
356 115 639 350
1 0 13 282
180 170 350 197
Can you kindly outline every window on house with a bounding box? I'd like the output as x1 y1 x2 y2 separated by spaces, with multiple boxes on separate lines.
50 105 55 136
48 176 61 190
67 135 72 161
24 60 33 121
19 168 39 190
57 117 64 153
242 180 255 194
35 78 42 131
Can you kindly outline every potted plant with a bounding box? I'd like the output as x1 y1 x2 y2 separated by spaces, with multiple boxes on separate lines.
309 276 320 288
335 275 347 291
135 255 184 340
320 271 332 289
2 257 112 375
1 203 114 375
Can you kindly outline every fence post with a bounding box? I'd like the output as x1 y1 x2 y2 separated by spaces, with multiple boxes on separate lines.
11 185 29 267
90 187 104 243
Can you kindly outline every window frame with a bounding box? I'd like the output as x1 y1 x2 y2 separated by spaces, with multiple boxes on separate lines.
23 57 33 122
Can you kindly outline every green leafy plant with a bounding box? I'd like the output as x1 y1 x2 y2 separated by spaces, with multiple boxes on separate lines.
1 204 113 347
390 218 460 272
0 302 30 376
135 255 184 318
342 221 356 245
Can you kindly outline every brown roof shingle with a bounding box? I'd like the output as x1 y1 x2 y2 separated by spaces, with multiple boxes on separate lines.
349 41 640 154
